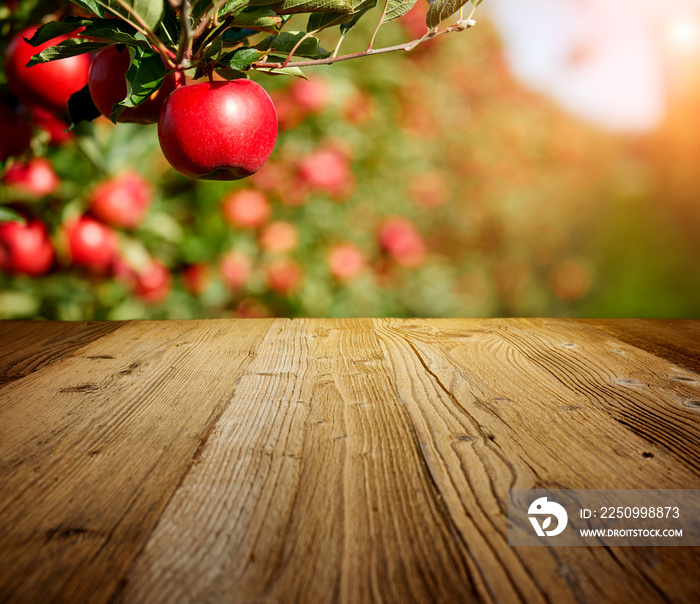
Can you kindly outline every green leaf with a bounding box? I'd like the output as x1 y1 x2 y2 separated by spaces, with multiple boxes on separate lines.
221 28 258 44
69 0 109 18
256 66 308 79
124 0 164 30
215 0 248 18
382 0 417 23
307 11 354 32
70 0 163 30
426 0 471 29
157 11 179 46
218 47 266 71
24 16 91 46
257 31 330 59
266 0 358 15
340 1 376 33
231 8 283 33
214 67 250 80
79 19 151 48
110 46 167 121
0 207 26 224
26 39 110 66
202 36 224 60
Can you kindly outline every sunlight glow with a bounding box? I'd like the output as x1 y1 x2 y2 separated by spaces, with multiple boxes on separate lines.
665 17 700 52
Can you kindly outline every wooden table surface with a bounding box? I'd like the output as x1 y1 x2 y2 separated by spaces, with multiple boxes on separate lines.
0 318 699 604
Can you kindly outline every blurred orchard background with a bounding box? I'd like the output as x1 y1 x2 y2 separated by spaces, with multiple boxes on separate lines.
1 0 699 320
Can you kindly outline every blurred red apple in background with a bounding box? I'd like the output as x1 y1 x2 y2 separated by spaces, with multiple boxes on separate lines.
0 218 54 276
378 217 427 267
1 157 59 197
220 250 252 289
328 243 365 281
88 45 184 124
182 263 211 296
158 80 277 180
64 215 118 272
29 105 73 145
289 77 329 115
259 221 298 254
266 258 302 294
89 171 152 229
298 147 354 198
4 25 91 113
133 259 171 303
252 160 309 206
0 101 32 160
222 189 271 229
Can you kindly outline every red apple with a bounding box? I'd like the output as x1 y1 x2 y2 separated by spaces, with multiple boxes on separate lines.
378 218 427 267
4 25 91 113
297 147 354 198
259 221 298 254
89 171 152 229
221 189 271 229
88 45 184 124
0 101 32 160
220 250 252 289
327 244 365 281
64 215 118 272
182 263 211 296
252 161 309 206
157 80 278 180
133 259 171 303
2 157 59 197
265 258 302 294
269 90 304 131
289 77 329 114
29 105 73 145
0 218 54 276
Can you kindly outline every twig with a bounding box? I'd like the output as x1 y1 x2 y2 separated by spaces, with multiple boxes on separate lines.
253 19 475 71
175 0 194 69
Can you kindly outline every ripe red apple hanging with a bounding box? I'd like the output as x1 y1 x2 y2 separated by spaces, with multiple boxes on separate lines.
157 80 278 181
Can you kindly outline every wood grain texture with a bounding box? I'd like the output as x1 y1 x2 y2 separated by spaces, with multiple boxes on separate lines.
0 319 698 604
0 319 276 604
577 319 700 373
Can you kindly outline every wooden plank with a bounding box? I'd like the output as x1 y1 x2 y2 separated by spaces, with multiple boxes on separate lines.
375 318 700 604
1 318 699 604
0 320 122 389
576 319 700 374
117 319 483 604
0 319 276 604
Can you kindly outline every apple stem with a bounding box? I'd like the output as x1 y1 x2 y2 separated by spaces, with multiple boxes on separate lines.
255 20 476 71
